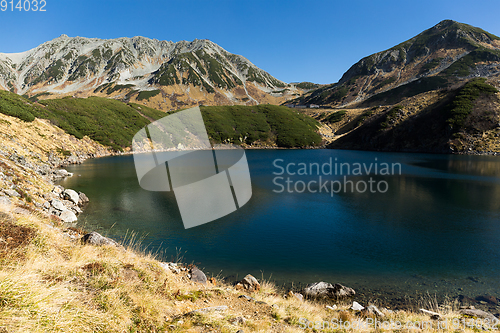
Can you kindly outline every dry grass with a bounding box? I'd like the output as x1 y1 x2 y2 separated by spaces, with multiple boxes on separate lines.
0 203 497 332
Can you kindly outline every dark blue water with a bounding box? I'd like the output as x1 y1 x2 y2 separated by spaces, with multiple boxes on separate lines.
58 149 500 305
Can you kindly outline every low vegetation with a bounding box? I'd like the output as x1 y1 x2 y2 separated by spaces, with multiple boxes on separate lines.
137 90 161 101
447 78 498 129
0 204 495 332
323 110 346 124
200 105 321 147
0 92 322 150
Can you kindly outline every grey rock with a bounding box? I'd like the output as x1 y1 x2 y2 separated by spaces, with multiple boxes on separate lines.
459 308 499 325
54 169 72 178
59 210 77 223
303 282 355 299
63 189 79 205
81 231 120 247
4 189 20 197
351 301 364 311
363 305 385 317
238 295 256 302
420 309 441 320
48 208 60 216
292 292 303 302
70 206 83 215
0 195 11 206
235 274 260 292
51 199 66 211
78 191 89 205
12 207 30 215
52 185 64 194
42 201 51 209
287 291 303 302
185 306 228 315
159 262 180 274
190 267 207 285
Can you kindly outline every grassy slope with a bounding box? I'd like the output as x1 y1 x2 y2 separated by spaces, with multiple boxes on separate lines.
0 207 493 333
0 91 321 150
200 105 321 147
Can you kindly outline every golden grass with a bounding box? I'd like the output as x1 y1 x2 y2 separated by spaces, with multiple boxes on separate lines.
0 204 497 332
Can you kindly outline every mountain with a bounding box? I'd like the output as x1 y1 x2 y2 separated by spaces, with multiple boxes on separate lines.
291 20 500 107
0 35 302 110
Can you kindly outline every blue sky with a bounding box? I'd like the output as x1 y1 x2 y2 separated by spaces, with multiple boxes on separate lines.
0 0 499 84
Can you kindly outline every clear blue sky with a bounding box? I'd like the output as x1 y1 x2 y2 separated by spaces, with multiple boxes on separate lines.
0 0 499 84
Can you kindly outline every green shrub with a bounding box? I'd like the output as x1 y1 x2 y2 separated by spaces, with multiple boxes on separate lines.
136 90 161 101
0 91 36 122
447 78 498 129
324 110 346 123
201 105 321 147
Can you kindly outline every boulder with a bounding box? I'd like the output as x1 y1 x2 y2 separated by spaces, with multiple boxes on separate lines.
52 185 64 194
235 274 260 292
12 207 30 215
363 305 385 317
303 282 355 299
185 306 227 315
420 308 441 320
54 169 72 178
59 210 78 223
287 291 304 302
239 295 256 302
70 206 83 215
351 301 365 311
0 195 11 206
159 262 180 274
476 295 498 305
459 309 500 325
190 267 207 285
4 189 20 197
63 189 80 205
81 231 120 247
51 199 66 211
78 192 89 206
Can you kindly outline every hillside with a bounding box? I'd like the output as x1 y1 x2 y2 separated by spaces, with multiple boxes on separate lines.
314 78 500 154
0 91 321 150
290 20 500 107
0 36 304 110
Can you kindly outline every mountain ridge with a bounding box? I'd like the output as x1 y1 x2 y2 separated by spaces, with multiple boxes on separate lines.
291 20 500 107
0 35 301 110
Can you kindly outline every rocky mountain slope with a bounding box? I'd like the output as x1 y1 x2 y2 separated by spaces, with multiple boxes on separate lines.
0 36 302 110
291 20 500 107
312 77 500 154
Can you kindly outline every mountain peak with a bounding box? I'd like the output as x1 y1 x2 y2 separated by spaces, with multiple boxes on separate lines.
0 35 294 110
291 20 500 107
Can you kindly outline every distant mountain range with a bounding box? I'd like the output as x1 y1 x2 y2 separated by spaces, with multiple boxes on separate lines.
291 20 500 107
0 36 303 110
